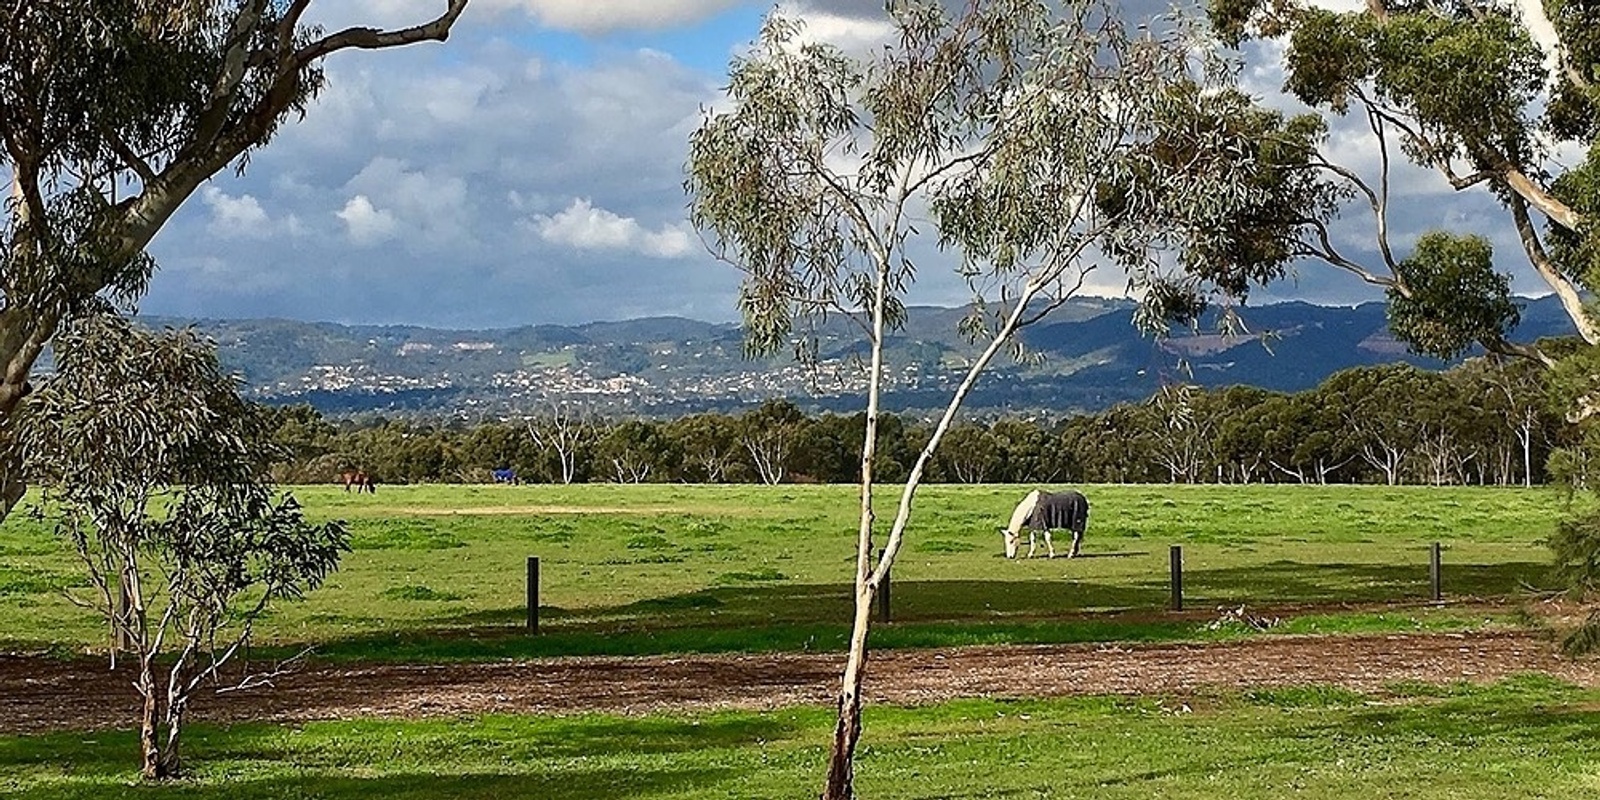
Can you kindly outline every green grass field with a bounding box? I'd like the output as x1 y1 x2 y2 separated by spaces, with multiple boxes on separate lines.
5 677 1600 798
3 484 1596 798
0 484 1571 660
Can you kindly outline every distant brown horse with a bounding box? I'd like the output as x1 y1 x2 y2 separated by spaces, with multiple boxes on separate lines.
340 470 376 494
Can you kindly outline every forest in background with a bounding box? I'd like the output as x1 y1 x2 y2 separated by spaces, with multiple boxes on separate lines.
265 357 1561 489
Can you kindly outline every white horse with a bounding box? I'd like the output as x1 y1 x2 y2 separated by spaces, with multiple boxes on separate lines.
1000 489 1089 559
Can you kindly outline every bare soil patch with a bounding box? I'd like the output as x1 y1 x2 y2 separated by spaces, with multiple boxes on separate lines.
3 630 1596 736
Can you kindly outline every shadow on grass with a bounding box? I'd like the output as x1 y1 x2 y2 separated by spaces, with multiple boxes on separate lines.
1296 697 1600 748
0 714 808 770
1185 560 1554 604
3 766 737 800
249 559 1549 662
1 714 806 798
238 769 735 800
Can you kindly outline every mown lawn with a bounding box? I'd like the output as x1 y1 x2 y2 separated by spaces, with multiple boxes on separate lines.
0 484 1572 659
4 677 1598 799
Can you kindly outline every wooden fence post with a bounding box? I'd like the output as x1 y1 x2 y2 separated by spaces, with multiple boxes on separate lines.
1170 545 1183 612
1430 542 1442 603
527 556 540 634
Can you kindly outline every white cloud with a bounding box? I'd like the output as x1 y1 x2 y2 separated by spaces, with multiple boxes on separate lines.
342 157 475 250
336 195 399 245
299 0 463 34
200 186 272 237
485 0 746 33
533 199 695 259
779 3 897 54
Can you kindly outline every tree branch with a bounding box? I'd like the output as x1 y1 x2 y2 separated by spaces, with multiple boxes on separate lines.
1508 195 1600 344
100 125 157 185
1297 218 1405 293
192 0 269 150
294 0 469 66
278 0 314 54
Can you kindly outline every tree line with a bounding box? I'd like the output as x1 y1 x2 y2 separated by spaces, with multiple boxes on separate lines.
266 358 1565 489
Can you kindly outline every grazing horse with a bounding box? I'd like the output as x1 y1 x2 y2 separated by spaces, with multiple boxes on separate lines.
340 470 376 494
491 467 519 485
1000 489 1089 559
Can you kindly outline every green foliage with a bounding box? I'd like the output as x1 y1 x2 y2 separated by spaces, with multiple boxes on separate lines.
1387 233 1519 360
684 14 868 359
1282 9 1375 113
1098 86 1346 315
1285 9 1543 161
1549 508 1600 593
1545 0 1600 140
17 314 350 777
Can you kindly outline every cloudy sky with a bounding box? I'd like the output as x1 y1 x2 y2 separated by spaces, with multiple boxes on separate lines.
137 0 1556 329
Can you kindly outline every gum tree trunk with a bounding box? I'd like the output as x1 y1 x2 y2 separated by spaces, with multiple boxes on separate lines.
820 256 890 800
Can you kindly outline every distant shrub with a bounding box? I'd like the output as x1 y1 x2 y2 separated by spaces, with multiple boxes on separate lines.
626 534 674 551
380 585 464 602
916 539 979 554
716 568 787 584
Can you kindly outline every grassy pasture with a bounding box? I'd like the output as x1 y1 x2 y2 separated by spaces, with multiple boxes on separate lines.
4 677 1600 798
0 484 1570 659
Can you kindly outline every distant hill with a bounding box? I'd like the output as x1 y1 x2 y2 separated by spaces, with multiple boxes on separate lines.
137 295 1578 419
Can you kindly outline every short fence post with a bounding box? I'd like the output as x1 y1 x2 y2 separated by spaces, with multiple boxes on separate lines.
526 556 540 634
877 548 891 623
1430 542 1442 603
1170 545 1184 612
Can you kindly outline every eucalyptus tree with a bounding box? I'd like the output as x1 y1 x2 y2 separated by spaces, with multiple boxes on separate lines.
596 419 677 484
21 315 348 779
1261 391 1358 484
793 412 870 483
1194 0 1600 637
1456 356 1554 486
1198 0 1584 359
990 417 1067 483
1210 384 1278 483
0 0 469 520
1143 384 1219 483
665 412 743 483
737 399 804 485
931 422 1003 483
687 1 1273 795
527 403 597 484
1322 365 1432 485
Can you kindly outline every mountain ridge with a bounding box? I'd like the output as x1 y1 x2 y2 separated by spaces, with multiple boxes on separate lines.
135 295 1578 419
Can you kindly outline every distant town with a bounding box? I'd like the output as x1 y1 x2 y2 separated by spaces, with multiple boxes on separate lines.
158 295 1576 420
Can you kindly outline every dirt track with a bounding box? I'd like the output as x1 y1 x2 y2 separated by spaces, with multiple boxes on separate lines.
4 630 1597 735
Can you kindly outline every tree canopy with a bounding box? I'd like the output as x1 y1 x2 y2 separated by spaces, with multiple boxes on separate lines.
1190 0 1600 646
0 0 469 518
23 314 348 779
1194 0 1596 356
688 0 1319 795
